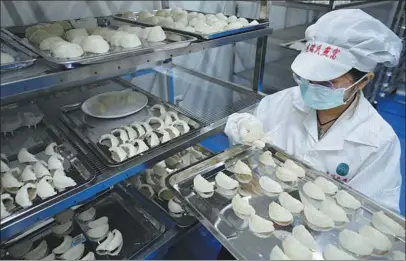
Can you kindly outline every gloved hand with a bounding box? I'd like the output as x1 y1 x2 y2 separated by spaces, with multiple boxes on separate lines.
224 113 271 149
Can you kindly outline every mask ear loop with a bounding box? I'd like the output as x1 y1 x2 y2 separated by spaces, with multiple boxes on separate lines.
343 74 369 104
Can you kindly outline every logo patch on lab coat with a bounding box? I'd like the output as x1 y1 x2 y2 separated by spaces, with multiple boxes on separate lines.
336 163 349 177
328 163 350 183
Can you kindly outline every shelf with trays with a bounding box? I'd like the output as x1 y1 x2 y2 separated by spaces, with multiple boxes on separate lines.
0 25 273 104
2 18 197 68
0 186 167 260
122 145 216 228
0 1 271 257
114 10 269 40
0 64 262 243
0 182 205 260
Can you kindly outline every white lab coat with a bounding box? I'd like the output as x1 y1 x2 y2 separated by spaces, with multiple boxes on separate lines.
225 86 402 212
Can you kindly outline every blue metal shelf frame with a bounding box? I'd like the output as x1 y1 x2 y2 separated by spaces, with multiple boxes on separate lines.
1 16 270 244
1 94 246 242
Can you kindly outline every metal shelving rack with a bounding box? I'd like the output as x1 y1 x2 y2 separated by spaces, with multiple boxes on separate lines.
1 27 272 104
0 1 270 252
372 0 405 101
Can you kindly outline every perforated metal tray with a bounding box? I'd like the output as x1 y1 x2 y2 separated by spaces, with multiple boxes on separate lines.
0 216 91 260
0 187 165 260
2 17 196 68
123 145 214 227
0 101 94 225
0 29 37 71
168 145 406 260
59 79 202 167
114 10 270 40
73 188 165 260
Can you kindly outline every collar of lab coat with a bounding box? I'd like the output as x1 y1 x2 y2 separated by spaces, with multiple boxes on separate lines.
292 88 380 150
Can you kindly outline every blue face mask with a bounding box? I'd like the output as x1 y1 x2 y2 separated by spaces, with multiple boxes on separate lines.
294 74 367 110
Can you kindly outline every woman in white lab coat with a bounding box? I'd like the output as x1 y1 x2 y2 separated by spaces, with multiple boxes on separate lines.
225 9 403 213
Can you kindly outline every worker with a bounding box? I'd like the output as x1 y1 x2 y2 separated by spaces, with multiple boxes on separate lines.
218 8 403 260
226 9 403 212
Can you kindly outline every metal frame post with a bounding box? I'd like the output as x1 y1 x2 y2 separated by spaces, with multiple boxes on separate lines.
370 0 405 101
231 0 238 83
252 0 268 93
166 67 175 104
252 36 268 93
328 0 335 10
161 0 170 9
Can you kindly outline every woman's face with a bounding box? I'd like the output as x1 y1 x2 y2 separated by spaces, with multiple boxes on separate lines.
310 72 374 101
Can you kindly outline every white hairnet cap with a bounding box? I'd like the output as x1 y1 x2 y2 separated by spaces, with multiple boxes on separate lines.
291 9 403 81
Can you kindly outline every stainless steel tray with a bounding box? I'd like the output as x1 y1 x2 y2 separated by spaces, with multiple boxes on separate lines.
0 29 37 71
59 79 202 167
2 17 196 68
114 10 270 40
0 101 95 225
81 90 149 119
168 145 406 260
123 145 214 228
0 101 44 135
0 187 165 259
73 188 165 260
1 215 91 259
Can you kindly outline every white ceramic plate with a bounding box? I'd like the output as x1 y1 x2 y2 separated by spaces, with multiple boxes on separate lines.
81 90 148 119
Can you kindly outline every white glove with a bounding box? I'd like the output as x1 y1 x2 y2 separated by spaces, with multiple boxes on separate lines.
224 113 271 149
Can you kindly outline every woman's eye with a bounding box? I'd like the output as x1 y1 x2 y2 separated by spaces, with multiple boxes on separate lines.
320 81 332 87
310 81 333 88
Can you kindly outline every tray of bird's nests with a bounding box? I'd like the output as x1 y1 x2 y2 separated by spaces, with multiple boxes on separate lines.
59 79 202 167
167 144 406 260
73 188 165 260
123 145 214 228
2 16 196 68
0 29 37 71
0 209 94 260
114 8 269 40
0 101 94 225
0 187 164 260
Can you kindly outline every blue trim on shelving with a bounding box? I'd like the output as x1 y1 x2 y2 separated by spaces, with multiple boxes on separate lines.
121 68 156 81
376 94 406 216
1 77 59 100
199 133 230 153
1 163 148 241
166 68 175 104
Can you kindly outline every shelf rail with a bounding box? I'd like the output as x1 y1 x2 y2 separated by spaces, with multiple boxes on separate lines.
0 74 261 242
0 114 226 242
1 27 273 104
